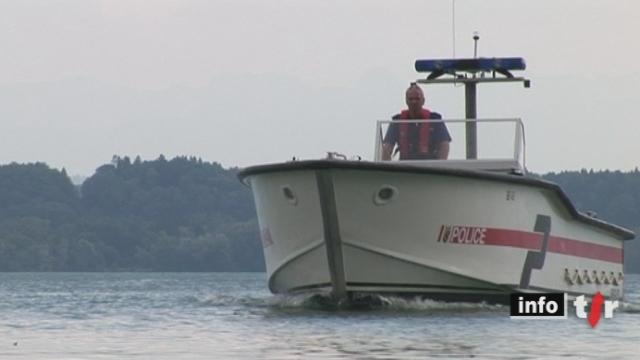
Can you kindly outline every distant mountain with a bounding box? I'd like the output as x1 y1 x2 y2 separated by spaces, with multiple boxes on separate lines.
70 175 87 186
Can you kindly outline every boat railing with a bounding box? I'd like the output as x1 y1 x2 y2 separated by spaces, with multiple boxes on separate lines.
374 118 526 174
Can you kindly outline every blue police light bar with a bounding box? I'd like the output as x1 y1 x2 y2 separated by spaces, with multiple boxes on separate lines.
415 57 526 74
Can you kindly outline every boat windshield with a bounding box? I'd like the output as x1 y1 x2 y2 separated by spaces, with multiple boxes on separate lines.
374 118 526 174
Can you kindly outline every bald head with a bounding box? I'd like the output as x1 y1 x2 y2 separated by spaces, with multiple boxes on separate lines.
405 83 424 98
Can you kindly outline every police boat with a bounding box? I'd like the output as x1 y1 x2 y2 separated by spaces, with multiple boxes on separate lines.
238 57 634 304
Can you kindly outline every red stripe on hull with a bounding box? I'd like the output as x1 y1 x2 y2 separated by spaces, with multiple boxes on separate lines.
445 227 622 264
484 229 542 250
547 236 622 263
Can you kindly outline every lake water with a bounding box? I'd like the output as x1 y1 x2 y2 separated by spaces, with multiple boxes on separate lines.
1 273 639 359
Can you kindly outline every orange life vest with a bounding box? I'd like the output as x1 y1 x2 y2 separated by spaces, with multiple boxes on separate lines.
398 109 431 158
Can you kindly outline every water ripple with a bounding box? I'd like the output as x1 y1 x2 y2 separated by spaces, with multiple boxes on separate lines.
0 272 638 359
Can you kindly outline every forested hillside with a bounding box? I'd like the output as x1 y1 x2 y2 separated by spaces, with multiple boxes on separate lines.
0 159 638 272
0 157 262 271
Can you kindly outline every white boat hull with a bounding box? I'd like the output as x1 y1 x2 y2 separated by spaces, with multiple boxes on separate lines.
240 160 633 303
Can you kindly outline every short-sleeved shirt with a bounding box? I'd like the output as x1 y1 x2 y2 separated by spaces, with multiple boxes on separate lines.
383 111 452 160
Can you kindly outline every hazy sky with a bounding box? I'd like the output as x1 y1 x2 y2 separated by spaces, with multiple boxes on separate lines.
1 0 639 176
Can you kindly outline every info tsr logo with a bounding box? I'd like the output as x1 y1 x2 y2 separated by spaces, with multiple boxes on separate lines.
510 291 619 327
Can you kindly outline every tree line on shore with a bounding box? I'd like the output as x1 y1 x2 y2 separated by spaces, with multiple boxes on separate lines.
0 157 638 272
0 156 261 272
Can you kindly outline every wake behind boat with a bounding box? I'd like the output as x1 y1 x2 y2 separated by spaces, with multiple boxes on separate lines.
238 56 634 304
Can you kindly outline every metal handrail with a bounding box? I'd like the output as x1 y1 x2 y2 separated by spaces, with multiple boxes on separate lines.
374 118 526 171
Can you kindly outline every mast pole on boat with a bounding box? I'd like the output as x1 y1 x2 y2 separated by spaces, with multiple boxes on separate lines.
464 81 478 159
464 33 481 159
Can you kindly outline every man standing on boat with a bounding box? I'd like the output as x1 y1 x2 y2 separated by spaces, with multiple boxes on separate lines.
382 83 451 160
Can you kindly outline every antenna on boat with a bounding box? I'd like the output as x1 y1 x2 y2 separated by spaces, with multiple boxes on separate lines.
451 0 457 59
473 32 479 58
414 40 530 159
